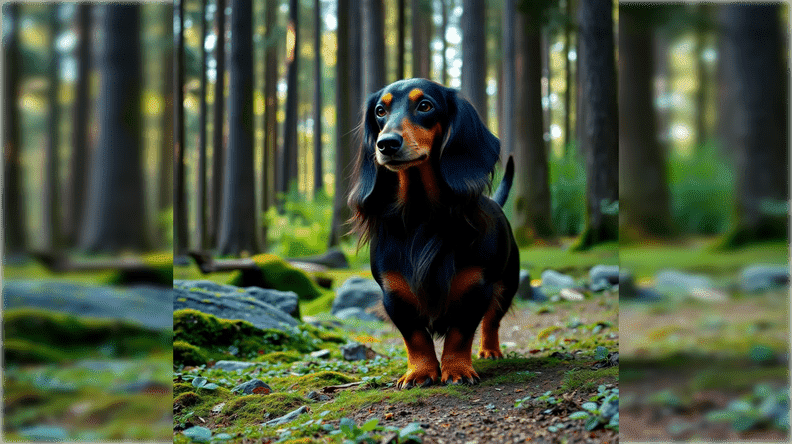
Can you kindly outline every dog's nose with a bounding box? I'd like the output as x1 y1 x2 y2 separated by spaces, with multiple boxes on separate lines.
377 133 403 156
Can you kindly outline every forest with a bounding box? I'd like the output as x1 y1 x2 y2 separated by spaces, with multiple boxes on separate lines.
1 0 789 443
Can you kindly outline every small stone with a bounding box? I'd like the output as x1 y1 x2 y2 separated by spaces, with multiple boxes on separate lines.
232 379 272 395
310 349 331 359
214 360 258 371
340 342 377 361
540 270 575 293
263 405 310 426
589 265 619 291
740 264 789 293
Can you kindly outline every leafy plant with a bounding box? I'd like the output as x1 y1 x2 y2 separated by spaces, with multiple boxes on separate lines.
549 143 587 236
322 418 425 444
705 383 789 432
567 384 619 432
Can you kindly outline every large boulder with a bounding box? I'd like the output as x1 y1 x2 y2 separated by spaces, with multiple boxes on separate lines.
332 277 383 315
288 247 349 269
173 280 299 330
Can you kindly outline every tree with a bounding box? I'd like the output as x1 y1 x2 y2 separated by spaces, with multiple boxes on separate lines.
397 0 405 79
159 5 175 247
512 2 555 245
43 6 62 250
362 0 385 95
500 0 515 158
65 3 91 248
562 0 573 151
461 0 486 115
328 0 353 248
79 4 148 253
280 0 300 195
313 0 323 193
217 0 258 256
210 0 227 248
572 0 618 250
196 0 209 250
719 4 788 247
3 3 26 255
411 0 432 78
262 0 277 243
618 4 675 241
440 0 448 85
174 0 189 255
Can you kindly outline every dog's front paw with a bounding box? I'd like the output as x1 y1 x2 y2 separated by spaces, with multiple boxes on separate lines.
477 347 503 359
441 362 480 385
397 365 441 389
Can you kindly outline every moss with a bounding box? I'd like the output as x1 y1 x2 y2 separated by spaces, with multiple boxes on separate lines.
173 340 208 367
227 254 322 301
174 382 195 396
292 371 358 390
559 367 618 393
105 252 174 286
3 338 69 364
223 393 305 420
174 392 200 408
255 350 302 364
301 291 336 317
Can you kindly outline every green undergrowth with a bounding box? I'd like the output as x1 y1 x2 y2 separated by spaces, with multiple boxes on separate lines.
3 308 171 364
519 242 618 278
559 367 619 393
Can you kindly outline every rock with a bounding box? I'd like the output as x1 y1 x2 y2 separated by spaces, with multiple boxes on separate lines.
531 285 548 302
654 270 715 297
332 277 383 315
540 270 575 293
305 390 331 402
263 405 309 426
619 271 663 302
214 361 259 371
340 342 378 361
2 280 172 330
288 248 349 269
600 399 618 420
173 280 299 330
232 379 272 395
589 265 619 291
516 270 533 300
310 349 331 359
740 264 789 293
559 288 584 301
334 307 381 322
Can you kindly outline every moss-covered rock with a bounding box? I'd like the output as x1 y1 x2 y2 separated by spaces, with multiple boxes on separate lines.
255 350 303 364
173 340 208 367
173 391 200 408
106 252 174 287
227 254 322 301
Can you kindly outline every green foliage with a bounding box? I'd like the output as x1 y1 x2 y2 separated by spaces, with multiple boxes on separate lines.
174 340 209 367
566 385 619 432
323 418 425 444
159 207 174 248
667 144 735 235
549 143 587 236
266 187 335 258
706 383 789 432
227 253 322 300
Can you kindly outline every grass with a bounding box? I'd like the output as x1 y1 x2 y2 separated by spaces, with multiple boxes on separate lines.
559 367 619 393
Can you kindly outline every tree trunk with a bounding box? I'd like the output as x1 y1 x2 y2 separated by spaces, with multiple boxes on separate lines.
500 0 515 158
2 3 26 255
411 0 432 79
263 0 277 233
694 8 708 151
362 0 386 95
210 0 226 248
541 28 551 147
174 0 189 255
159 5 175 247
80 4 148 253
618 4 675 240
65 3 91 249
512 4 555 245
572 0 618 250
217 0 259 256
440 0 448 85
349 2 362 117
44 7 62 250
196 0 209 250
461 0 486 115
563 0 572 152
313 0 323 193
281 0 300 195
719 4 788 247
397 0 405 79
328 0 353 247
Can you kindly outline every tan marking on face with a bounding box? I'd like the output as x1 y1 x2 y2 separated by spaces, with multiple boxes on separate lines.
408 88 424 102
401 118 441 159
381 93 393 107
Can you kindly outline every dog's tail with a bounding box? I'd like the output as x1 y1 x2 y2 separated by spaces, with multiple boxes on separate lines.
493 155 514 207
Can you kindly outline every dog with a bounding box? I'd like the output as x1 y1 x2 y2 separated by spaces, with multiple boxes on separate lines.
347 78 519 388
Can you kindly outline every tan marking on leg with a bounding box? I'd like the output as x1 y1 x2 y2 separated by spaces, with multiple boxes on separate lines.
397 329 441 389
440 328 479 385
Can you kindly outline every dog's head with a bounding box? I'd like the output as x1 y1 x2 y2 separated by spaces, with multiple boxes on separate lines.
349 78 500 213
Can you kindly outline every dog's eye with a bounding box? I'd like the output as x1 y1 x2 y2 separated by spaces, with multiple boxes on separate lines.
375 105 386 117
417 100 433 112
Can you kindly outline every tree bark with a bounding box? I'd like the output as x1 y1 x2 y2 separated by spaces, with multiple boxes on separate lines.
328 0 353 247
461 0 486 115
618 4 675 240
313 0 323 193
440 0 448 85
563 0 572 152
397 0 405 79
719 4 788 247
362 0 386 95
262 0 277 232
210 0 227 248
500 0 515 158
159 5 175 247
44 7 63 250
2 3 26 255
281 0 300 195
174 0 189 254
217 0 259 256
573 0 618 250
80 4 148 253
196 0 209 250
411 0 432 79
512 4 555 245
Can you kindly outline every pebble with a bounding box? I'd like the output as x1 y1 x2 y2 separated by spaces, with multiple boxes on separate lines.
231 378 272 395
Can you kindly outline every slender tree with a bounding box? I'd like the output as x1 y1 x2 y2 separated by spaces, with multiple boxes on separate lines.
719 4 788 247
43 6 63 250
210 0 227 248
262 0 277 240
362 0 386 95
618 4 675 240
461 0 486 115
512 2 555 245
174 0 189 254
572 0 618 250
440 0 448 85
313 0 323 193
196 0 209 250
217 0 259 256
159 5 175 246
349 2 362 123
411 0 432 78
397 0 405 79
66 3 91 248
328 0 352 247
562 0 572 152
280 0 300 195
80 4 148 252
501 0 515 158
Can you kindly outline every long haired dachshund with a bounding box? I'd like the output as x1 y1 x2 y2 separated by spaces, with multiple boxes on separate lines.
348 78 519 388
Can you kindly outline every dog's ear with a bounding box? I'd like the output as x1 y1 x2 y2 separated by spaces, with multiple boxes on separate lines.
439 91 500 201
348 91 384 210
